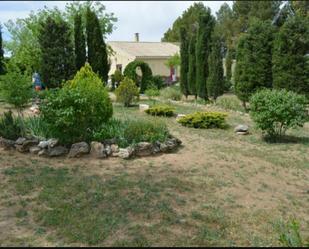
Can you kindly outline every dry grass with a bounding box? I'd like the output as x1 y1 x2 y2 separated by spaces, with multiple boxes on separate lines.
0 95 308 246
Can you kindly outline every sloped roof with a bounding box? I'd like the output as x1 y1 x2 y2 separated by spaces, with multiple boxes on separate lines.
107 41 180 58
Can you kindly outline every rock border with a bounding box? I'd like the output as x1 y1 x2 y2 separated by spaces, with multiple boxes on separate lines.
0 135 182 160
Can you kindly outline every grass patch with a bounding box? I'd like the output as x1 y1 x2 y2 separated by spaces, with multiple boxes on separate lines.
4 165 192 246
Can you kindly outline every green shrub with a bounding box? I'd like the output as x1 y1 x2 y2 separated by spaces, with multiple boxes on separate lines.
215 95 245 112
0 111 23 140
160 86 182 101
249 89 308 139
0 64 32 112
40 63 113 144
92 118 169 148
151 75 165 89
124 119 169 146
115 77 139 107
178 111 227 129
92 118 126 145
145 105 175 117
24 116 51 140
145 88 160 99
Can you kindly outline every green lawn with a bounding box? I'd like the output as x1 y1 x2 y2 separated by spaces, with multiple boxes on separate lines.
0 94 308 246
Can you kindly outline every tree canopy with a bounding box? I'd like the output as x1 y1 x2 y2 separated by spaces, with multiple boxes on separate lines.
38 16 75 88
4 2 116 74
162 2 210 42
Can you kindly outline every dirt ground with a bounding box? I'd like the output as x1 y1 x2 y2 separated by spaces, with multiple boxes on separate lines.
0 97 308 246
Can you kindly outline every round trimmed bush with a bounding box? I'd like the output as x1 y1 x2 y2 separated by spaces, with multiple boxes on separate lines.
145 105 175 117
177 111 227 129
40 63 113 144
249 89 308 139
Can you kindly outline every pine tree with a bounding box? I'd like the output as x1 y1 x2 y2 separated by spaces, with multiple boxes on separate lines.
38 16 75 88
234 19 274 109
272 16 309 98
188 32 197 98
0 24 4 75
195 11 215 101
74 13 86 71
179 27 190 98
206 35 224 101
86 7 109 84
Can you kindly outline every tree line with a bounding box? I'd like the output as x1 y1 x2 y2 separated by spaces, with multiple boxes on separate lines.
172 1 308 106
0 1 116 88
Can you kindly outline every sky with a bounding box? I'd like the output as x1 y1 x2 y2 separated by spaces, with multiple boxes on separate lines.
0 1 232 42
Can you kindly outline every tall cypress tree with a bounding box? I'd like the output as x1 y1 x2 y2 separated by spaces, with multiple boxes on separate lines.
234 19 274 109
86 8 109 84
225 48 234 83
74 13 86 71
272 16 309 97
188 32 197 98
38 16 75 88
0 24 4 75
206 35 224 101
179 26 190 98
195 10 215 101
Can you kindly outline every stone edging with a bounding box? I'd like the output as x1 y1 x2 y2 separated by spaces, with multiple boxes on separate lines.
0 136 182 160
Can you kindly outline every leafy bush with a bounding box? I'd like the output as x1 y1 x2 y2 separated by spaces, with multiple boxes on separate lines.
92 118 125 145
145 105 175 117
178 111 227 129
24 116 51 140
0 64 32 112
249 89 308 139
160 86 182 101
92 118 169 148
215 95 245 112
151 75 165 89
145 88 160 99
40 63 113 144
115 77 139 107
0 111 23 140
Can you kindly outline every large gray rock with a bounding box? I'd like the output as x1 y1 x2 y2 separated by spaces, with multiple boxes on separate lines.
90 142 107 158
135 142 153 156
0 137 15 150
29 146 41 155
111 144 119 153
160 137 182 153
38 149 48 157
152 141 161 154
15 138 39 153
118 146 135 159
38 140 49 149
15 137 26 145
48 146 68 157
234 124 249 133
48 138 59 148
68 142 90 158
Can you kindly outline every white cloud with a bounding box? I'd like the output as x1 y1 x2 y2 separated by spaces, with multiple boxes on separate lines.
0 1 232 42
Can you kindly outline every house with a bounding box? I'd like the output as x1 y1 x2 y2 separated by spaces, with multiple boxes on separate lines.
107 33 180 81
